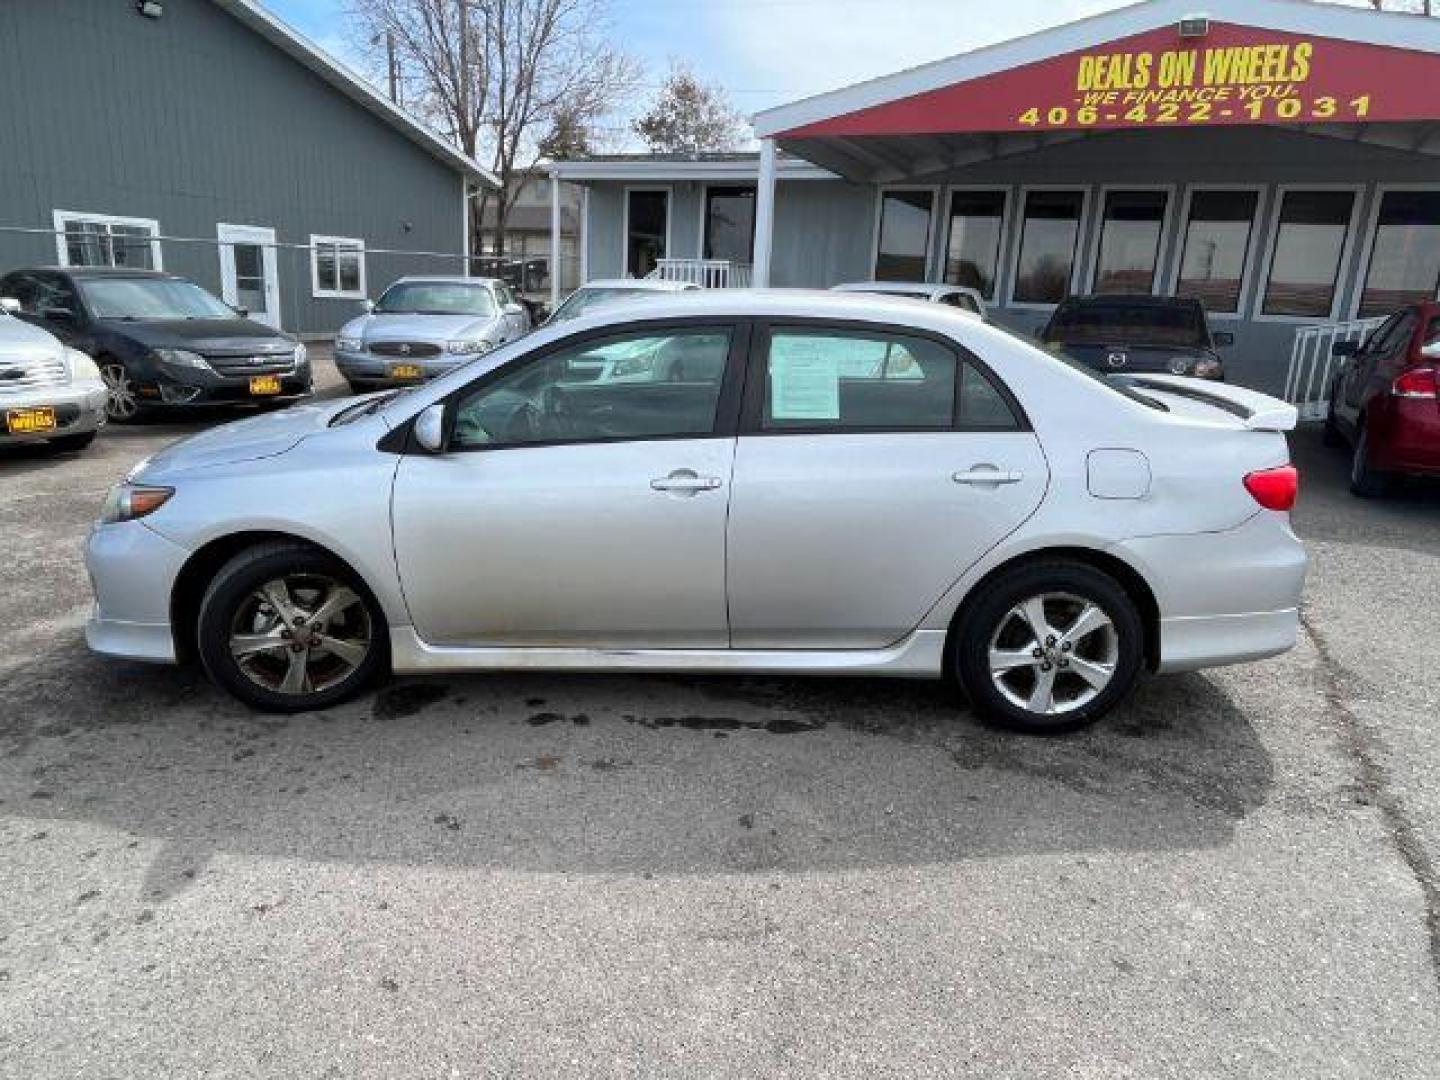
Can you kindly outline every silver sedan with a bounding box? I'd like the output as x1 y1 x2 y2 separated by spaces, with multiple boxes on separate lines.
0 300 106 452
84 291 1306 732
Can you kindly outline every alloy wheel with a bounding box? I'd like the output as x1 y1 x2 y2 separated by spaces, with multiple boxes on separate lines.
987 591 1119 716
228 574 372 696
100 362 139 421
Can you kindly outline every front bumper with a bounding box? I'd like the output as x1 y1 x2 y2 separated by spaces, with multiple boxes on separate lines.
334 348 470 388
1116 510 1307 674
0 381 107 444
138 360 313 409
84 519 192 664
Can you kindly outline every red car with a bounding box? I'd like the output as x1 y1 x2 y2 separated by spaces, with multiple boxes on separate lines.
1326 301 1440 497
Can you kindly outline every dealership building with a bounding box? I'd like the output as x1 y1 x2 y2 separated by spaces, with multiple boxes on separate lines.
551 0 1440 398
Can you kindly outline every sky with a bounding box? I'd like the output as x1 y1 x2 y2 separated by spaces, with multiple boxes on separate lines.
265 0 1382 146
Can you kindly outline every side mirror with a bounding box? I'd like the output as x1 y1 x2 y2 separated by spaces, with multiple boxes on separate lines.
1421 340 1440 361
41 306 77 325
362 299 376 314
413 402 447 453
1213 330 1235 347
0 297 19 314
1332 340 1360 358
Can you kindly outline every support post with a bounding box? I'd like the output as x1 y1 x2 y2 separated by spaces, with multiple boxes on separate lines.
550 170 563 310
752 138 777 288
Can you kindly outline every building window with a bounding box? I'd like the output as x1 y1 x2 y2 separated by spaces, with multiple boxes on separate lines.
874 189 935 281
625 188 669 277
1358 190 1440 318
1175 189 1260 316
1261 190 1356 318
942 190 1006 301
1093 189 1169 294
311 235 366 299
53 210 161 270
703 186 756 264
1013 189 1086 305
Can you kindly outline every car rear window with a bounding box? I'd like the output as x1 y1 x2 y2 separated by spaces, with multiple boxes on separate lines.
1044 300 1206 347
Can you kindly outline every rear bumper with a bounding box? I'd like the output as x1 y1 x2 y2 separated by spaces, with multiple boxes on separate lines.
0 381 107 444
1116 510 1307 673
1369 397 1440 475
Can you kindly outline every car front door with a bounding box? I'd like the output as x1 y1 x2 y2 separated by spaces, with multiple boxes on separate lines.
726 322 1049 649
390 321 744 647
1341 312 1407 419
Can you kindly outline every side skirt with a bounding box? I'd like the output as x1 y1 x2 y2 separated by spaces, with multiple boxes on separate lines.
389 628 948 678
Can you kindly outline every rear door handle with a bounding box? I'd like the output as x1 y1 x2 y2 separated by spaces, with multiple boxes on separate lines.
651 470 722 494
953 467 1024 486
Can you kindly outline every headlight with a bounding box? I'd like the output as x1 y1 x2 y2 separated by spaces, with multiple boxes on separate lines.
65 348 101 381
336 336 363 352
99 483 174 524
153 347 213 371
446 339 494 356
1168 356 1193 375
293 342 308 365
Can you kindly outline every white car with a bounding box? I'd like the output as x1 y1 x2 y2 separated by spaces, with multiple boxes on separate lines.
833 281 987 319
84 291 1305 732
547 278 700 324
0 298 107 453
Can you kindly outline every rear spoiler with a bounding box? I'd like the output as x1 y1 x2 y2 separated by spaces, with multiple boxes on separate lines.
1116 374 1298 432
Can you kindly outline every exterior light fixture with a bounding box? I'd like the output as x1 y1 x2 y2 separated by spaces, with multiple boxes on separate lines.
136 1 164 18
1178 15 1210 37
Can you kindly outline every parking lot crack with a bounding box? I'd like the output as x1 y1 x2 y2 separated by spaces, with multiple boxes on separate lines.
1302 612 1440 992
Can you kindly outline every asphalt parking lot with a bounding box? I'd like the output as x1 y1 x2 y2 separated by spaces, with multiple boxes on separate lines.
2 354 1439 1078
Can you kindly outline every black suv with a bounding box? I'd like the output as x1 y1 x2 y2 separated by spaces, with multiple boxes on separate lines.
1039 294 1233 381
0 267 312 422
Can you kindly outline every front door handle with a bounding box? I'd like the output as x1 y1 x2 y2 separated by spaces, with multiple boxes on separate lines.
651 469 722 494
953 466 1024 486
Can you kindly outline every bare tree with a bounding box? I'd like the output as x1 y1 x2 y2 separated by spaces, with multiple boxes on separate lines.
633 62 747 154
349 0 639 260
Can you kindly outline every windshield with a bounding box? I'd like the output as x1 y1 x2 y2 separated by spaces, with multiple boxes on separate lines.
550 287 656 323
1043 301 1206 348
79 278 237 320
375 282 496 317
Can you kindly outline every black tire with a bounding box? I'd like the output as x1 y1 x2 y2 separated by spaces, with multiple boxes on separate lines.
953 560 1145 735
42 431 97 454
196 541 388 712
1349 424 1392 499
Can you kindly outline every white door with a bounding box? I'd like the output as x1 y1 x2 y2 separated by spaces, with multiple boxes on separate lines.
217 224 281 329
726 323 1050 649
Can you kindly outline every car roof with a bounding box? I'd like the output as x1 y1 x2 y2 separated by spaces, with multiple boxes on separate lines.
577 278 701 292
1061 293 1202 308
389 276 500 286
832 281 961 297
14 266 176 280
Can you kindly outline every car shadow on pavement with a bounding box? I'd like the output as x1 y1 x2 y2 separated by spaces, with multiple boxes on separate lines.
1 636 1275 896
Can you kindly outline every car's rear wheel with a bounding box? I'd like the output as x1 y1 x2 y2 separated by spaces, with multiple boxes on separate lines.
954 561 1144 734
197 542 387 712
1349 424 1392 499
100 360 142 424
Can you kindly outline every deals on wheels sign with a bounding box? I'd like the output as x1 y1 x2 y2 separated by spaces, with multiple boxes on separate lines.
781 23 1440 138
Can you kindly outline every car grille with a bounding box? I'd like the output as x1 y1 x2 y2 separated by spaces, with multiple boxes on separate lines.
206 354 297 377
369 341 442 358
0 352 68 395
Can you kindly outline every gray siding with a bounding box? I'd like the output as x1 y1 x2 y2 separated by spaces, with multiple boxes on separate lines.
0 0 467 335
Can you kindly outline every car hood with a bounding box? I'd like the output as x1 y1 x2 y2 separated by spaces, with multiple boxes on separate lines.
344 311 501 342
97 317 293 354
0 315 65 363
1053 342 1216 373
135 397 362 478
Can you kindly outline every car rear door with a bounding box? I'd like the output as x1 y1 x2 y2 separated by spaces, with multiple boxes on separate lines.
390 321 745 648
725 320 1049 649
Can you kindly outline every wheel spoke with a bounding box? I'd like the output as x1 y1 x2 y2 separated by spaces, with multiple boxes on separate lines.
1026 665 1058 714
1068 655 1115 691
989 646 1039 674
258 579 302 625
1017 597 1055 644
278 649 310 694
320 636 367 667
230 630 287 658
310 586 361 627
1061 603 1111 647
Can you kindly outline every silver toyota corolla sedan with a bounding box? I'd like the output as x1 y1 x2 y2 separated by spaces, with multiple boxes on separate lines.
333 276 531 392
1 299 107 452
85 291 1306 732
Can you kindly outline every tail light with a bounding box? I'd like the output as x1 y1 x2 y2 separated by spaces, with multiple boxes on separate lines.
1392 367 1438 399
1244 464 1298 511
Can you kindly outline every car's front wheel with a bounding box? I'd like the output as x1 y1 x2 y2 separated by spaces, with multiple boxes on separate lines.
954 561 1144 734
197 542 388 712
99 359 143 423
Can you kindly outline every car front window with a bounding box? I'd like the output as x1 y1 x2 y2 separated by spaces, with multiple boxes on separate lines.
78 278 236 320
375 283 497 317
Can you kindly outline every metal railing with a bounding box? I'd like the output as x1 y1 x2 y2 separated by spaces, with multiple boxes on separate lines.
646 258 752 289
1283 315 1385 421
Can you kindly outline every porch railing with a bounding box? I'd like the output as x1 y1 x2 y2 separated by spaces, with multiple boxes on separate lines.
1283 315 1385 421
646 258 752 289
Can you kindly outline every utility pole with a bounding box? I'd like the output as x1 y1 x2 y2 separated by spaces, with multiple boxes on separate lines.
385 30 398 103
